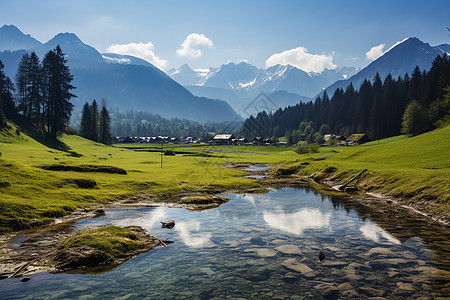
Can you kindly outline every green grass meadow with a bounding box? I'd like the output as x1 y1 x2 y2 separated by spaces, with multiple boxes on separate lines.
1 122 449 232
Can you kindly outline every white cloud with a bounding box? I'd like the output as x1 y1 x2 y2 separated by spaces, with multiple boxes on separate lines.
106 42 167 70
265 46 336 73
366 38 408 62
365 44 386 61
176 33 213 58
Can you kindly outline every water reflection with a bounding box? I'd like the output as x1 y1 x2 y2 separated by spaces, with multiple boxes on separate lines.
1 187 449 299
263 208 331 235
175 221 213 248
360 222 401 244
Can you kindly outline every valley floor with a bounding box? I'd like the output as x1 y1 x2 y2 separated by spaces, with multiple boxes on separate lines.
0 123 449 234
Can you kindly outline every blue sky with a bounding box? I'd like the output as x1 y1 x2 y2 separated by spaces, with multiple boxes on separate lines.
1 0 449 71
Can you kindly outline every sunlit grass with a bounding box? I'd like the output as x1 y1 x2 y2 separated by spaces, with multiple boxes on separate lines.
1 122 449 232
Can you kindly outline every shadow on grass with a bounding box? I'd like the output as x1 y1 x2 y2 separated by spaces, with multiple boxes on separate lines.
13 116 82 156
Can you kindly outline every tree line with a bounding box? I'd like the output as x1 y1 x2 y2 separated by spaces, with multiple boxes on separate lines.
242 54 450 142
79 99 113 144
108 109 240 140
0 46 76 139
0 60 15 127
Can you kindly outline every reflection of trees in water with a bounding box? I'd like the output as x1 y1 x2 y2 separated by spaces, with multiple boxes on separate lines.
328 195 450 270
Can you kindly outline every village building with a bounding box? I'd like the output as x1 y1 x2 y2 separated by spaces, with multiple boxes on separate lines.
343 134 370 145
212 134 235 145
324 134 347 142
252 137 273 146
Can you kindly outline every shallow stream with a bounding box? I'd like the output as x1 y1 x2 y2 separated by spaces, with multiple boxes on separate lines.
1 187 449 299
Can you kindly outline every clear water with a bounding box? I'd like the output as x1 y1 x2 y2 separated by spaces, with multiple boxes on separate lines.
1 187 449 299
242 164 270 172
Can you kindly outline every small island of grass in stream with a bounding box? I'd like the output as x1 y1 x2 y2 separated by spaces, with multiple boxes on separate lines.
53 225 163 272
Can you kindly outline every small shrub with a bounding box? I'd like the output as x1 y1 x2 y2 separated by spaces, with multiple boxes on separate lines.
293 143 320 154
275 165 301 175
164 150 175 156
0 181 11 188
323 166 338 174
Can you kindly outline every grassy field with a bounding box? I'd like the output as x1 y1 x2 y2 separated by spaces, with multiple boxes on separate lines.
278 125 450 208
0 122 299 232
0 122 449 232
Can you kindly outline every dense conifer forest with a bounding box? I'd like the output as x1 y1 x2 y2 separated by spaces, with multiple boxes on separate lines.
109 109 241 140
242 55 450 142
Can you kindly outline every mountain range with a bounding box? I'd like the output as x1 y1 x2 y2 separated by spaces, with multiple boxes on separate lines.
168 38 449 113
323 37 450 97
0 24 449 123
168 62 358 114
0 25 238 123
169 62 358 98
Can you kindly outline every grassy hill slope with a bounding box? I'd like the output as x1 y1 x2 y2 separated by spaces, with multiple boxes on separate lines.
281 125 450 211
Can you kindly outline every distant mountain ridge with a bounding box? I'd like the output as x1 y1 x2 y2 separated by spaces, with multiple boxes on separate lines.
322 37 450 97
168 62 358 98
168 62 358 114
0 24 42 51
0 25 238 123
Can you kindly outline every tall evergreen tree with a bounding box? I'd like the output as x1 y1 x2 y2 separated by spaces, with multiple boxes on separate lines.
79 102 91 139
27 52 42 123
15 53 29 117
0 59 15 123
99 98 112 145
42 46 76 138
90 99 99 142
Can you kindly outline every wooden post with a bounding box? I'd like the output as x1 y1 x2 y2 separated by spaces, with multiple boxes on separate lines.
160 139 163 168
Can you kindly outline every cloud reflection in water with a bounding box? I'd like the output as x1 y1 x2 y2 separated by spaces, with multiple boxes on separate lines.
175 221 213 248
360 222 401 244
107 207 166 230
263 208 331 235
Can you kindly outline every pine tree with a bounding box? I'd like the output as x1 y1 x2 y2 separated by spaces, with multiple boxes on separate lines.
15 53 29 117
27 52 42 123
99 98 112 144
90 99 98 142
42 46 76 138
0 60 15 122
79 102 91 139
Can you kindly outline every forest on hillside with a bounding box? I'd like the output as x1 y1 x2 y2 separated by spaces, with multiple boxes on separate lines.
242 55 450 142
109 109 241 139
